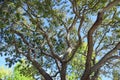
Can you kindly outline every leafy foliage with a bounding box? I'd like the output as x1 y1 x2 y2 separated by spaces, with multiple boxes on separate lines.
0 63 35 80
0 66 11 80
0 0 120 80
14 59 37 80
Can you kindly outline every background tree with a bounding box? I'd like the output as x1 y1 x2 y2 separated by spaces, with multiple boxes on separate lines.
0 62 36 80
0 66 11 80
13 59 36 80
0 0 120 80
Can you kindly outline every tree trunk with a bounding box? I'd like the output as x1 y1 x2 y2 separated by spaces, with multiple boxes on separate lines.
60 63 67 80
81 75 90 80
81 70 90 80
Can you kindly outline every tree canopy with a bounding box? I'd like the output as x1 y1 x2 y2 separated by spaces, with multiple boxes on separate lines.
0 0 120 80
0 62 35 80
0 66 11 80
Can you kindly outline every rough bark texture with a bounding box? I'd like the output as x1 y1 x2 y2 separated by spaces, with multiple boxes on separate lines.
60 63 67 80
81 11 103 80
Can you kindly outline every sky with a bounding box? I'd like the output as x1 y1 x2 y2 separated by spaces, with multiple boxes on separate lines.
0 56 7 68
0 55 14 69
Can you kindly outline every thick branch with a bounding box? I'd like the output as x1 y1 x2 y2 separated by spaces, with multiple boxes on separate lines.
85 10 103 73
27 56 53 80
60 63 67 80
78 15 84 42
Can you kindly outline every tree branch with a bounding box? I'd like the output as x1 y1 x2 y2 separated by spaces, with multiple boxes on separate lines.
10 29 29 46
15 44 53 80
102 0 120 12
51 71 60 77
91 42 120 73
85 9 104 74
66 15 78 47
70 0 82 18
36 22 62 62
63 41 81 63
81 1 120 79
78 14 84 42
96 41 115 54
95 28 110 52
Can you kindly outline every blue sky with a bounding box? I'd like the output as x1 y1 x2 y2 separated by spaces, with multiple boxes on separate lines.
0 56 11 69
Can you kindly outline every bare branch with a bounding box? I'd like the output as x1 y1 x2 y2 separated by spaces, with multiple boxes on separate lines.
95 28 110 52
70 0 82 18
40 50 53 58
68 15 77 31
96 41 115 54
55 59 61 72
27 56 53 80
51 71 60 77
91 42 120 73
64 14 85 63
107 55 120 60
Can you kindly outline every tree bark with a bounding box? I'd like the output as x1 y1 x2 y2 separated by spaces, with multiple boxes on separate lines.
60 63 67 80
81 70 90 80
81 1 120 80
26 55 53 80
32 60 53 80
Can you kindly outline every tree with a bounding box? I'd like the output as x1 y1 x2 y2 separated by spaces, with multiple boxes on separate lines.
0 0 120 80
0 62 36 80
13 59 36 80
13 63 35 80
67 43 87 80
0 66 11 80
